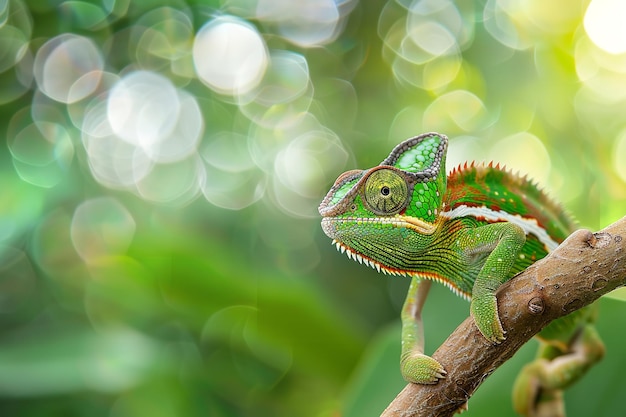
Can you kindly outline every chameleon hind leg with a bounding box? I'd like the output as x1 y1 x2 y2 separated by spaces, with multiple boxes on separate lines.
512 311 605 417
400 276 447 384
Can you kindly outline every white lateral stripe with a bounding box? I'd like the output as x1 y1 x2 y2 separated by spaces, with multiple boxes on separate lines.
440 205 559 252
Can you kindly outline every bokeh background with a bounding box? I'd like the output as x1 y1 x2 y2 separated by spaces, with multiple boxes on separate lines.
1 0 625 416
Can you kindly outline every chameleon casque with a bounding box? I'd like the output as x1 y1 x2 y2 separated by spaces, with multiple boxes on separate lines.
318 132 604 415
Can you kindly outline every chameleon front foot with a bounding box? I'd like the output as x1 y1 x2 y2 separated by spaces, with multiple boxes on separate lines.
401 353 446 384
470 294 506 344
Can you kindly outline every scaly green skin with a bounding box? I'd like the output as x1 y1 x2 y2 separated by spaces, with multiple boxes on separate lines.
319 133 604 415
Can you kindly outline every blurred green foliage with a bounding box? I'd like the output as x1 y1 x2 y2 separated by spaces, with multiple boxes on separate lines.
0 0 625 416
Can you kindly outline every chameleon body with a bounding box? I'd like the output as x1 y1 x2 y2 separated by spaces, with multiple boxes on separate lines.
319 133 604 415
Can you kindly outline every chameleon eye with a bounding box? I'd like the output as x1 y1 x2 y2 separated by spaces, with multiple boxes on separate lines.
363 168 409 215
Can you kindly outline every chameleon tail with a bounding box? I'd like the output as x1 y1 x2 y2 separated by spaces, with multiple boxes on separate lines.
512 322 605 416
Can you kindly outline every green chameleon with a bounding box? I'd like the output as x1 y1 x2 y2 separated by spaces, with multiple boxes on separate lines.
318 132 605 415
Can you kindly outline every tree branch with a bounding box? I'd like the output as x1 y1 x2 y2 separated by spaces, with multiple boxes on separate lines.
381 216 626 417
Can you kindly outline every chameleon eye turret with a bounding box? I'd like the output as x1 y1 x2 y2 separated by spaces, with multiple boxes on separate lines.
362 168 409 215
320 132 604 415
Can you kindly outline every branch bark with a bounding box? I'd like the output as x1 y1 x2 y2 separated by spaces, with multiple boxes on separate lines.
381 216 626 417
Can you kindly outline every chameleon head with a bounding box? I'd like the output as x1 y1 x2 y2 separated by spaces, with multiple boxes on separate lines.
318 132 448 273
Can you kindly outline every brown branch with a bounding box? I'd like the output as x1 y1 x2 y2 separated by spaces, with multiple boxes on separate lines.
381 216 626 417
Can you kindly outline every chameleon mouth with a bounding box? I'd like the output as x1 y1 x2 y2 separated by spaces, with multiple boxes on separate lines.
330 238 388 274
320 215 436 240
328 238 471 301
320 217 339 239
397 215 437 234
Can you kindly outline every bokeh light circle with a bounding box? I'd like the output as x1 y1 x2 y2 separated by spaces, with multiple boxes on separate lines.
134 7 194 68
272 128 349 218
193 15 268 96
71 197 136 263
584 0 626 54
7 109 74 188
483 0 531 50
33 34 104 103
201 132 266 210
423 90 489 134
488 132 551 185
107 70 180 151
256 0 348 47
379 0 468 91
238 50 313 126
134 153 205 205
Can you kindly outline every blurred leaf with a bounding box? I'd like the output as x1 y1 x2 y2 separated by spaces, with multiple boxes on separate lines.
602 287 626 302
0 325 161 396
342 323 405 417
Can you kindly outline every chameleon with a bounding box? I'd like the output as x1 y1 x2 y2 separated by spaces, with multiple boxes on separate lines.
318 132 604 415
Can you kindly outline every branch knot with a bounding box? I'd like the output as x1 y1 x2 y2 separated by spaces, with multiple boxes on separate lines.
527 297 544 314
